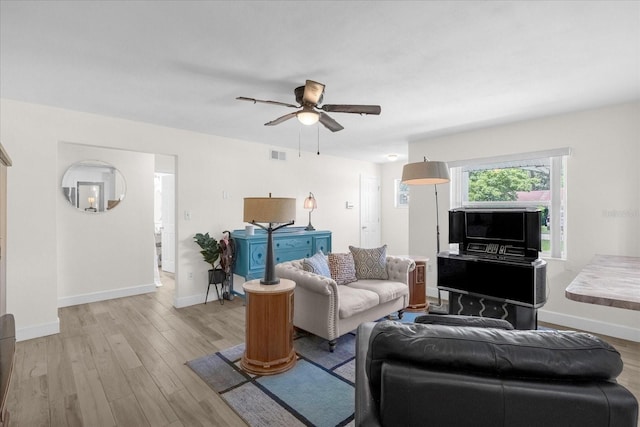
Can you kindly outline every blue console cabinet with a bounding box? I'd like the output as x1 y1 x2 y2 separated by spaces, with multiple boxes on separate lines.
231 227 332 281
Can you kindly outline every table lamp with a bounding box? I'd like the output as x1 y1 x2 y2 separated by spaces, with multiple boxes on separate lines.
303 192 317 231
402 157 450 313
244 194 296 285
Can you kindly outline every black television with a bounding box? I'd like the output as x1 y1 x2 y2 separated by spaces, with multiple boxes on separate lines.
449 208 542 257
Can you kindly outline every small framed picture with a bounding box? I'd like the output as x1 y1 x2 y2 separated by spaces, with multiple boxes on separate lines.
394 179 409 208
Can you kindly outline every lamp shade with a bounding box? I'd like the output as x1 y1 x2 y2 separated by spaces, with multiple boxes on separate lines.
303 193 317 210
401 160 450 185
244 197 296 224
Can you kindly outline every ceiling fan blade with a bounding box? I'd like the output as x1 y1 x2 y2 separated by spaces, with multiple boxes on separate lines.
236 97 298 108
302 80 325 105
265 111 298 126
319 112 344 132
320 104 381 115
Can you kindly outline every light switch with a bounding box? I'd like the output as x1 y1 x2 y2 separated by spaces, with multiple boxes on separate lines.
184 210 192 220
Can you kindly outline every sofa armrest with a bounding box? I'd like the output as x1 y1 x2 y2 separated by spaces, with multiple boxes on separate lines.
275 261 338 296
385 256 415 284
355 322 381 427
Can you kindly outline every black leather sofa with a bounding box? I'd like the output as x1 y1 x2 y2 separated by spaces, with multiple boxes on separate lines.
355 315 638 427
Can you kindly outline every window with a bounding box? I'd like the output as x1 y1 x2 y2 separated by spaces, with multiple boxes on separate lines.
394 178 410 208
449 148 570 259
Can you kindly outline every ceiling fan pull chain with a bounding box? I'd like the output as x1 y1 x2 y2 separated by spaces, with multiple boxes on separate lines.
317 124 320 155
299 125 302 157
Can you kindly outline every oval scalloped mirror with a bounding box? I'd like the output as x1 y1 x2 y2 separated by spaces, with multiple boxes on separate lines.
61 160 126 212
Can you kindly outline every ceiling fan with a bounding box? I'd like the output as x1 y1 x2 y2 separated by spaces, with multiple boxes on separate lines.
236 80 381 132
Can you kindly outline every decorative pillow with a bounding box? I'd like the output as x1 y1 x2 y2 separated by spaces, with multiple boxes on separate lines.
303 250 330 278
349 245 389 280
328 252 357 285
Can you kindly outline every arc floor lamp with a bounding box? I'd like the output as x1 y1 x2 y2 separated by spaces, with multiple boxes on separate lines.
402 157 450 313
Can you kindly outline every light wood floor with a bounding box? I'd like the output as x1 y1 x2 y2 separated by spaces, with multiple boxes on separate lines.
7 272 249 426
6 275 640 426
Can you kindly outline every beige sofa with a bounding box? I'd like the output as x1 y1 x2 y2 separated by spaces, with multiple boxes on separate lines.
275 256 415 351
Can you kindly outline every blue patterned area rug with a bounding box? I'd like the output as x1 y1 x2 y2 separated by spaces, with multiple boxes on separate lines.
187 332 358 427
186 312 425 427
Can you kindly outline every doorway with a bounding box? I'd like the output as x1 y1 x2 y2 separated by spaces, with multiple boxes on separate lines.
154 173 176 272
360 175 381 248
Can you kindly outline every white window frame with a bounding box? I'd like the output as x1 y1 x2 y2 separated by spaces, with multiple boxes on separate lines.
449 148 570 259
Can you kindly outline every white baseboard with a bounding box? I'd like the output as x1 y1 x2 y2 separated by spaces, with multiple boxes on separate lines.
175 289 244 308
58 283 157 308
16 318 60 342
175 292 209 308
538 309 640 342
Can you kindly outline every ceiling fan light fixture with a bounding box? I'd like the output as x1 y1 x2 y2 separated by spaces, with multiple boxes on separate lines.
297 109 320 126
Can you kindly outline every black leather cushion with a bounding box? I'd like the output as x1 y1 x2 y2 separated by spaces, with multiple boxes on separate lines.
378 362 638 427
366 320 623 407
415 314 514 330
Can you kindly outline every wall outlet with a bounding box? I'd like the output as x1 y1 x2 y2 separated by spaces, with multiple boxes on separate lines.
188 272 193 279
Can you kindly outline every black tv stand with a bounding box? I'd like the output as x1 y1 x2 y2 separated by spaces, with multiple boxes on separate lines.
437 251 547 329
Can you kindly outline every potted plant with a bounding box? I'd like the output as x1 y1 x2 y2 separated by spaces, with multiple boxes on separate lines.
194 233 226 285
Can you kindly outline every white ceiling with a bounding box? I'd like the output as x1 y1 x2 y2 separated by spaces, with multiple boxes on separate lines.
1 1 638 163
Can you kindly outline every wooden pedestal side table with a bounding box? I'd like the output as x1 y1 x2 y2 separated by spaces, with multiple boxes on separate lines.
241 279 296 375
406 256 429 312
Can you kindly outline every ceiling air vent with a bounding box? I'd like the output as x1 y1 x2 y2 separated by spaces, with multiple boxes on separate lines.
270 150 286 161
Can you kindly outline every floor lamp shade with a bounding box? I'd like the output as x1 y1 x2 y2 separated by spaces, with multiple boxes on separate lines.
401 160 450 185
243 196 296 285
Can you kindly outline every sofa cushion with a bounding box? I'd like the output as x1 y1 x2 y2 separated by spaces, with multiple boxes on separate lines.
328 252 358 285
337 286 380 318
348 279 408 304
349 245 389 280
303 250 330 277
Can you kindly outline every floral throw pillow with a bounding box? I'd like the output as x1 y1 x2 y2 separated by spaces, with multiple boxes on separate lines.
303 250 330 278
328 252 357 285
349 245 389 280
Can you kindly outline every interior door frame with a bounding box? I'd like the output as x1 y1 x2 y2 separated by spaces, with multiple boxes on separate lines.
359 175 381 248
0 143 11 315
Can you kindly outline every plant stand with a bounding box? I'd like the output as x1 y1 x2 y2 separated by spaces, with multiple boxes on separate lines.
205 268 227 305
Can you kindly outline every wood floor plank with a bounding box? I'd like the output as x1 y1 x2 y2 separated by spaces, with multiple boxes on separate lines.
137 346 186 398
92 348 134 402
64 334 97 372
110 393 150 427
15 337 47 381
125 365 179 426
11 375 49 427
166 388 221 427
49 393 84 427
158 350 218 403
71 365 116 427
47 333 83 426
106 332 143 370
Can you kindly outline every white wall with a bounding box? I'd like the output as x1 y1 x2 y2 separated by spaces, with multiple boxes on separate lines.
1 98 380 340
408 102 640 341
57 143 155 306
381 161 409 256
